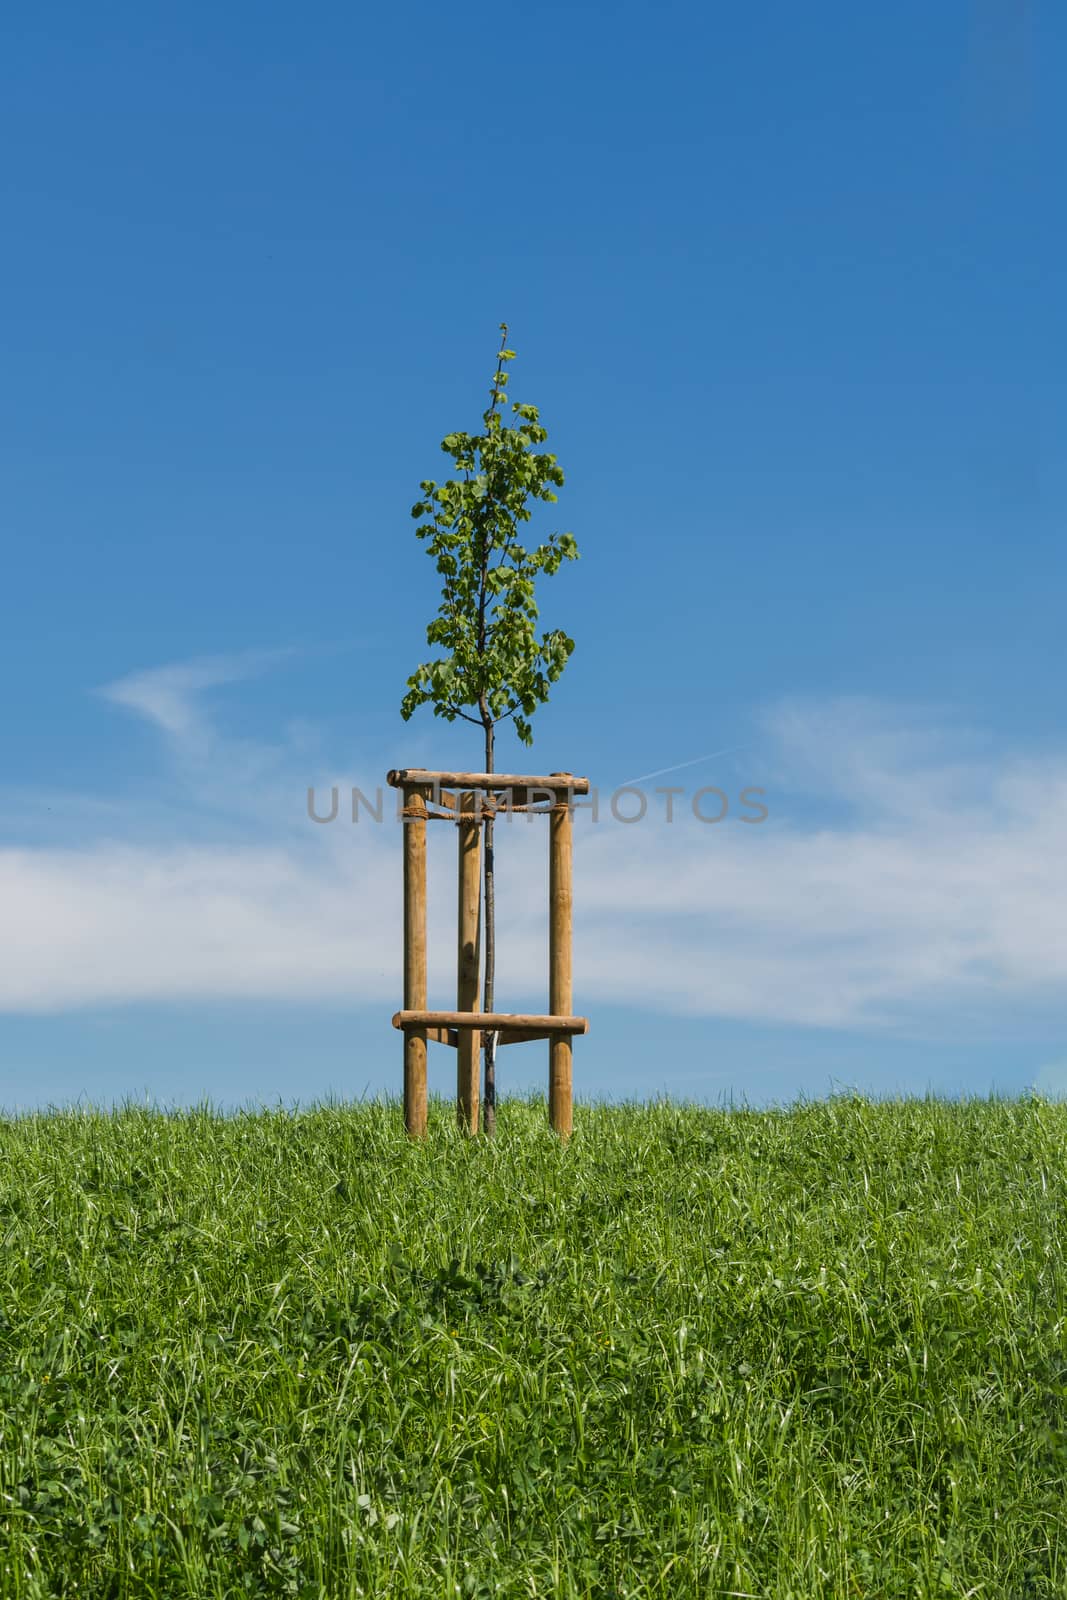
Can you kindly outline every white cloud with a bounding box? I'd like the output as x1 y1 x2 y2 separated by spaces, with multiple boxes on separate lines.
98 650 291 739
0 843 388 1009
4 677 1067 1037
568 698 1067 1028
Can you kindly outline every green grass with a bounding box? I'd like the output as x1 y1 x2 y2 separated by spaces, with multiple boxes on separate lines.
1 1093 1066 1598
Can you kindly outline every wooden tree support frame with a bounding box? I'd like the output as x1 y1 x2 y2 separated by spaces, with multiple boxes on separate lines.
386 768 589 1140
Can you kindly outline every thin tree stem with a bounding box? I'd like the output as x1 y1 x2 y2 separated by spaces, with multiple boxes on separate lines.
481 706 496 1137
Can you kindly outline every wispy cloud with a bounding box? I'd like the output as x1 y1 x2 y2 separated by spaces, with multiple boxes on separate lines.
4 674 1067 1040
98 650 291 740
569 695 1067 1028
0 843 396 1010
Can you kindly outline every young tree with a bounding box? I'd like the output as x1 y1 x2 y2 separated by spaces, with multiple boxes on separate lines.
401 325 579 1135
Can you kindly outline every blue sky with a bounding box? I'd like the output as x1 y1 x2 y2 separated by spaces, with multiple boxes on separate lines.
4 2 1066 1112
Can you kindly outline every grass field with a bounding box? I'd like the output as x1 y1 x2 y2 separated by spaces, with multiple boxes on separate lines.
1 1093 1065 1599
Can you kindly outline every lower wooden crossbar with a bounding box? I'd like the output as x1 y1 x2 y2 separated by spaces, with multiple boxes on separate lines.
392 1010 589 1041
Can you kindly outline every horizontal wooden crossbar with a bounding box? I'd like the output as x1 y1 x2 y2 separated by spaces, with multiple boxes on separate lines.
392 1010 589 1035
387 769 590 795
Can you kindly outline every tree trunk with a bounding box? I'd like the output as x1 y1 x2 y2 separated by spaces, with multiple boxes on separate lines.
481 714 496 1137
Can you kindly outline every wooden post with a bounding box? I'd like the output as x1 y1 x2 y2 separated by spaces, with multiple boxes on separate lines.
548 787 573 1139
402 783 428 1138
456 791 481 1133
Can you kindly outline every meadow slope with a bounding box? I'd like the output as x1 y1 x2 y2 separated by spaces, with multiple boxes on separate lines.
1 1095 1065 1598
